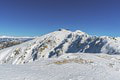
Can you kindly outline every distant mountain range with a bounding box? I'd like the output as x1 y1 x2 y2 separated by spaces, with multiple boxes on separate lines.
0 36 34 50
0 29 120 64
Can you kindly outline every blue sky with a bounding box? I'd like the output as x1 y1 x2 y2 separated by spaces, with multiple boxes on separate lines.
0 0 120 37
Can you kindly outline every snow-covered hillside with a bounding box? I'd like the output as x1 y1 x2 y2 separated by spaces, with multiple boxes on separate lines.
1 53 120 80
0 29 120 64
1 29 120 80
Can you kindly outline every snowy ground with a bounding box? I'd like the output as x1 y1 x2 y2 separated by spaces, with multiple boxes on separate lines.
1 53 120 80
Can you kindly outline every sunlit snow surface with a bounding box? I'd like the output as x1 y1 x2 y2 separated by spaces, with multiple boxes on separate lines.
1 53 120 80
0 29 120 64
0 29 120 80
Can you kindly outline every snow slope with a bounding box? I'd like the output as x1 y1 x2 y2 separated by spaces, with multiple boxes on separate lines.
0 29 120 64
1 29 120 80
1 53 120 80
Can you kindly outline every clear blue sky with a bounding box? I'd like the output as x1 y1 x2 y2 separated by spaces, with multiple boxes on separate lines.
0 0 120 37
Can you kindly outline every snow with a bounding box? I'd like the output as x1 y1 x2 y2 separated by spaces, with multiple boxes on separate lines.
0 29 120 64
0 35 34 38
0 36 34 51
0 29 120 79
0 36 34 42
0 53 120 80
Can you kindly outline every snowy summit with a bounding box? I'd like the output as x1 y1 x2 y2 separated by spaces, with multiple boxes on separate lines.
0 29 120 80
0 29 119 64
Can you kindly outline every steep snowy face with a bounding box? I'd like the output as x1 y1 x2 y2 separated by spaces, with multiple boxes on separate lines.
100 36 120 54
0 30 72 64
0 29 120 64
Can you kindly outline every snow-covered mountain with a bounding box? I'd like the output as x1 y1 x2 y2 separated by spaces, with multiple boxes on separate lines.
0 29 120 64
0 36 34 50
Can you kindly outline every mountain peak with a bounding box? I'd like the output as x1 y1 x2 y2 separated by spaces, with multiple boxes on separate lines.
57 29 88 36
0 29 120 64
58 28 70 31
74 30 87 34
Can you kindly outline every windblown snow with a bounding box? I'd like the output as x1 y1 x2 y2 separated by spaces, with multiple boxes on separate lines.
0 29 120 80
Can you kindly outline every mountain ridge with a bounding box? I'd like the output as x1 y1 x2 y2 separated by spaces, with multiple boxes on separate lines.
0 29 119 64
